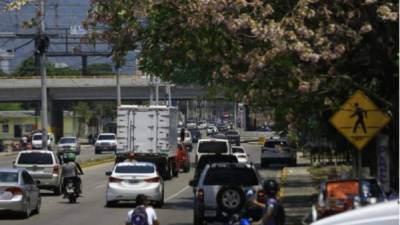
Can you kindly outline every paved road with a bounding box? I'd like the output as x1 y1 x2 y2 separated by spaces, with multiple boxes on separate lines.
0 143 281 225
0 145 109 168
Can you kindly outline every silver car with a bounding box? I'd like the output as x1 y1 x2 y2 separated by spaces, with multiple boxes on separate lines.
105 162 164 208
0 168 41 218
57 137 81 155
13 150 63 195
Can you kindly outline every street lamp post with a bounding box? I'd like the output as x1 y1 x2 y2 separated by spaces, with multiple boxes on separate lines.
39 0 48 150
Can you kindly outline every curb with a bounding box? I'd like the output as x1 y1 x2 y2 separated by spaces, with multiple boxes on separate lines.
277 167 288 200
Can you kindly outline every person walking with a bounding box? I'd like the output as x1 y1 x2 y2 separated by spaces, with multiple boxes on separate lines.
126 194 160 225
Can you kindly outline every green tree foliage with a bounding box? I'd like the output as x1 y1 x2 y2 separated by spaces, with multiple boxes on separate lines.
13 57 81 77
72 102 92 137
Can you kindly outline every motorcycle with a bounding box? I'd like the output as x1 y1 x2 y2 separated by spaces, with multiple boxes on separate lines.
64 178 80 203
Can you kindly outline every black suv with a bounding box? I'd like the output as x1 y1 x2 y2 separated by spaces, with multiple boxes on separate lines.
191 162 264 225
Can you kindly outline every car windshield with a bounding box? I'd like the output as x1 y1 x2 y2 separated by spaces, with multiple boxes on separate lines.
115 165 155 174
59 138 76 144
0 172 18 183
98 135 115 140
17 153 53 165
198 141 228 153
232 148 245 153
204 167 259 186
33 135 42 140
264 141 287 148
189 129 200 135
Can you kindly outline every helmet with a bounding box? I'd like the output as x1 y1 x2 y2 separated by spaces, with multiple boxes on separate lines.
263 179 279 196
66 152 76 162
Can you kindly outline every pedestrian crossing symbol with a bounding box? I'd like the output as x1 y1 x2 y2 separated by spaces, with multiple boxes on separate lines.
329 90 391 150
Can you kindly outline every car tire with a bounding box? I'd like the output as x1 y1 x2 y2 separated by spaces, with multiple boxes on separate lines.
95 149 101 154
183 162 190 173
32 197 41 215
106 200 118 208
54 185 62 196
216 185 245 214
154 187 164 208
21 201 31 219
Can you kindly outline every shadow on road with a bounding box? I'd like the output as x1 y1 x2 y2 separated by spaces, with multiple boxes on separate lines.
0 211 39 220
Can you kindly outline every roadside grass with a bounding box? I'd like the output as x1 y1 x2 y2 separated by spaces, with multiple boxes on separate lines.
80 155 115 168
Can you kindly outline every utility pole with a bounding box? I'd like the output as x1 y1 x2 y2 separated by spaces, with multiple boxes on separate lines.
155 77 159 105
116 66 121 106
149 75 154 105
39 0 48 150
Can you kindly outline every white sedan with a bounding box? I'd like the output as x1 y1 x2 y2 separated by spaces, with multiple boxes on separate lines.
232 146 249 163
105 162 164 208
310 200 399 225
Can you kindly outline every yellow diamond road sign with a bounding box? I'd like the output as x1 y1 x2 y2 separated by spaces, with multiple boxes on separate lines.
330 90 391 150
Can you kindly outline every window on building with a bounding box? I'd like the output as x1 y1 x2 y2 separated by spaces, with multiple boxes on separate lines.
25 124 33 133
2 124 9 133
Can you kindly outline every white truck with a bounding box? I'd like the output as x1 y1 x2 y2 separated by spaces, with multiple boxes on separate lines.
115 105 179 180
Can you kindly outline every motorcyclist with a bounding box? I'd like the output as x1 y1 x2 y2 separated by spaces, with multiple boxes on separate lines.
253 179 285 225
62 152 84 197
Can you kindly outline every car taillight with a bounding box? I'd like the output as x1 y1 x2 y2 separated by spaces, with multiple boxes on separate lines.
145 177 160 183
109 176 123 183
53 165 59 175
6 187 23 196
257 190 265 203
197 189 204 202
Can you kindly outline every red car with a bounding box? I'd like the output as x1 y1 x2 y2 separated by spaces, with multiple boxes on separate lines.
176 144 190 172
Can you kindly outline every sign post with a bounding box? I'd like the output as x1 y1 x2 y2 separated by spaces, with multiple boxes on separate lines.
329 90 391 177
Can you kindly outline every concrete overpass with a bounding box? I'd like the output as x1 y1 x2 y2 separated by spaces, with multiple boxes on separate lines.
0 76 221 139
0 76 210 102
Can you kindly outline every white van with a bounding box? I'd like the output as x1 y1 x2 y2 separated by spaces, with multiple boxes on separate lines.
195 139 231 163
32 133 55 150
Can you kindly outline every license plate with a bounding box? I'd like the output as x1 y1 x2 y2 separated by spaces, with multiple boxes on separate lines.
127 180 138 184
66 188 74 194
204 210 216 217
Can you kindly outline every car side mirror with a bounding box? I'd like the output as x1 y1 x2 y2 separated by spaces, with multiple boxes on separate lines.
105 171 112 176
35 180 41 185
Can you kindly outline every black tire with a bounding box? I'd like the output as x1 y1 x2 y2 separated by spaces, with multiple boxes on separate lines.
54 185 62 196
183 162 190 173
216 185 245 214
165 162 172 180
68 195 77 204
32 197 41 215
21 200 31 219
95 149 101 154
154 187 164 208
106 200 118 208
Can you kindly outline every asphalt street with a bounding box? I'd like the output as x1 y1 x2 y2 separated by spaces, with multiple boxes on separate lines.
0 143 282 225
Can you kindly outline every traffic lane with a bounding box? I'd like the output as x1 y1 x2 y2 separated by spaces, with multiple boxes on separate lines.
0 160 195 225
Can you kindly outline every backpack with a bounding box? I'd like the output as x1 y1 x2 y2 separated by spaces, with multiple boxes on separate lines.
131 206 148 225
